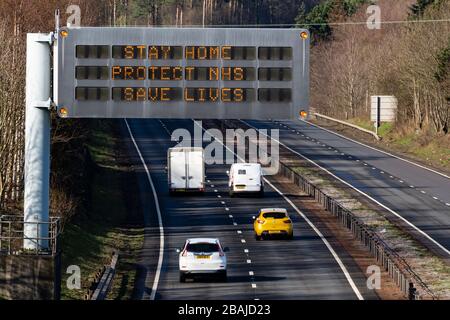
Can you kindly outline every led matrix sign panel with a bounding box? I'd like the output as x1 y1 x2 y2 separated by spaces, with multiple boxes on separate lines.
55 27 309 119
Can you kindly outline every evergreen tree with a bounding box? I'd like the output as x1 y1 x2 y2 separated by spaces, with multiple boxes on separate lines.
411 0 436 17
295 1 334 42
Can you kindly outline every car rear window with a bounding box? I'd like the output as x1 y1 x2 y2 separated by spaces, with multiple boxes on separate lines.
238 169 247 175
186 243 220 252
263 212 287 219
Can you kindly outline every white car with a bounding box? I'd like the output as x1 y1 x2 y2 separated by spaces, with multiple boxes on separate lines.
178 238 228 282
228 163 264 197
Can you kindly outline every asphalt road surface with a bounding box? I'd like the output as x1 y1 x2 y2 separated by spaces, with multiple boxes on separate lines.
122 119 378 300
245 119 450 257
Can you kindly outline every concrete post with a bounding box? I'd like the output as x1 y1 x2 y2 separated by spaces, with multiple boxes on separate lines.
24 33 53 250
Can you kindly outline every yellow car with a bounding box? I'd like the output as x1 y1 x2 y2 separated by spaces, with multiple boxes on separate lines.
253 208 293 240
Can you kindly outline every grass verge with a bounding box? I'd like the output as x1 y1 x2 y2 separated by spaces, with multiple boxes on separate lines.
291 163 450 298
60 120 143 300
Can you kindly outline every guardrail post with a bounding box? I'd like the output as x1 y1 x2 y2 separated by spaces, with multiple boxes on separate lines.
408 282 417 300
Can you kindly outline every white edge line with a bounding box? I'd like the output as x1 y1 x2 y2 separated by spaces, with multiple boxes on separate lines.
125 119 164 301
242 120 450 257
263 177 364 300
301 119 450 180
195 120 364 300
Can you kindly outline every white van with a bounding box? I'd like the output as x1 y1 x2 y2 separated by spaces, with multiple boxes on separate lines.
168 147 205 194
228 163 264 197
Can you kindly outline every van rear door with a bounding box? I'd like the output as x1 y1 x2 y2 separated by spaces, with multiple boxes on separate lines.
234 165 260 187
170 150 187 189
187 150 204 189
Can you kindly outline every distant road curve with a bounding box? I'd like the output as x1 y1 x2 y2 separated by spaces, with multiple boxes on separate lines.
243 119 450 258
305 118 450 180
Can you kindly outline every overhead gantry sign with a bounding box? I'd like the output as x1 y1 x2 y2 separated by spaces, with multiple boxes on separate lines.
54 27 310 120
24 27 309 251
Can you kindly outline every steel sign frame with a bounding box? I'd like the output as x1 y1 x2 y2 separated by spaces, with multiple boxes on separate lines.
55 27 309 119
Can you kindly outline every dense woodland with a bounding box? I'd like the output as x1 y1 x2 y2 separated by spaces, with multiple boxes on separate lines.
306 0 449 137
0 0 449 220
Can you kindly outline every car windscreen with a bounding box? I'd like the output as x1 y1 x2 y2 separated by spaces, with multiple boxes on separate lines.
186 242 220 252
263 212 287 219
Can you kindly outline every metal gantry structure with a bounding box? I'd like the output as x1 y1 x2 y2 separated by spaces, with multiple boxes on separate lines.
24 33 53 250
23 22 310 250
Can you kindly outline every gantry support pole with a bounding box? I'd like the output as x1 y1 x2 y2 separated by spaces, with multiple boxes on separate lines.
24 33 53 250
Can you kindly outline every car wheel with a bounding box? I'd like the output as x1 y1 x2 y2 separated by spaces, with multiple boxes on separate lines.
179 272 186 283
255 234 262 241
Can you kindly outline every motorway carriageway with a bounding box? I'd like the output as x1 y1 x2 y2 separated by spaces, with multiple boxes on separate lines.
122 119 378 300
244 119 450 257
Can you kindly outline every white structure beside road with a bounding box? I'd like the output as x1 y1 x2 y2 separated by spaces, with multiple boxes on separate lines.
371 96 398 123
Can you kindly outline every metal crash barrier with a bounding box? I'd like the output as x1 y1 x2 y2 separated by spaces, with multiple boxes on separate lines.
279 163 436 300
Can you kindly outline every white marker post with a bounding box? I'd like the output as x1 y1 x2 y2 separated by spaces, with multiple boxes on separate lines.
24 33 53 250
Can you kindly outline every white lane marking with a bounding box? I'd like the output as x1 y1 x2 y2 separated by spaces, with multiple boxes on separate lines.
233 222 237 226
225 208 230 211
252 284 257 288
302 119 450 180
211 185 215 188
247 259 252 264
241 239 246 243
421 190 426 194
244 249 249 253
221 201 225 205
433 197 439 200
217 195 222 198
125 119 164 301
399 180 404 183
197 120 364 300
249 271 254 276
214 189 218 193
207 180 211 183
262 178 364 300
242 120 450 257
446 203 450 206
237 230 242 234
229 214 233 218
157 120 172 136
